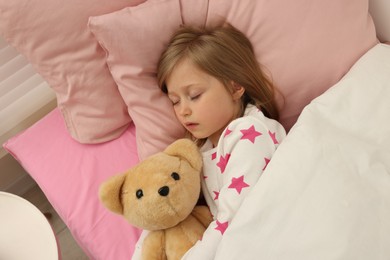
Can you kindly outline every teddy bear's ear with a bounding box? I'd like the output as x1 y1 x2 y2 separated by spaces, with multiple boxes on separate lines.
99 173 126 215
164 139 202 171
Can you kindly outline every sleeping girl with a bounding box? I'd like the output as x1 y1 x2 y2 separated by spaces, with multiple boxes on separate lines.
155 23 286 259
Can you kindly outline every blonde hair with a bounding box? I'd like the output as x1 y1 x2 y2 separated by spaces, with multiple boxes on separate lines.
157 24 280 143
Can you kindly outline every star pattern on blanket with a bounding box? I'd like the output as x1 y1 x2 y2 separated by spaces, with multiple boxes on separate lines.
240 125 262 143
228 175 250 194
217 153 230 174
215 220 229 235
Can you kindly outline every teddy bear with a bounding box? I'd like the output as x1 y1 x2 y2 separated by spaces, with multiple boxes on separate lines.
99 138 212 260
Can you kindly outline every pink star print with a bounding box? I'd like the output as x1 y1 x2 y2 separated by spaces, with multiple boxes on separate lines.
263 157 270 171
211 152 216 160
228 175 250 194
215 220 229 235
224 128 232 137
268 130 279 144
241 125 262 143
217 154 230 174
213 191 219 200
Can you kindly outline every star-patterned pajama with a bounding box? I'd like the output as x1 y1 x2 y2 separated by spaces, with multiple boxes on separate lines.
182 104 286 259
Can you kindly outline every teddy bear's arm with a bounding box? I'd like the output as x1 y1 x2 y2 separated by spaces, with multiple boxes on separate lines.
191 205 213 228
142 231 167 260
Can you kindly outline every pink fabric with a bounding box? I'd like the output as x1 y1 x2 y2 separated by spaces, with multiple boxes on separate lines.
0 0 147 144
3 109 142 259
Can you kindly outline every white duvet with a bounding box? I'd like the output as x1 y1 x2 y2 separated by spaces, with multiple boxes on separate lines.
214 43 390 260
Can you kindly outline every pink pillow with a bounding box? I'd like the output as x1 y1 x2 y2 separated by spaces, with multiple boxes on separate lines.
3 109 142 259
0 0 146 143
88 0 205 159
90 0 377 135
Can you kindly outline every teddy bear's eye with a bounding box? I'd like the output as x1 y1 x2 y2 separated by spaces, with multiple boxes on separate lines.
171 172 180 181
136 189 143 199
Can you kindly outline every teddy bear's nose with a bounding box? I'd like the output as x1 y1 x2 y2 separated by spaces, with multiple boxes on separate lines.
158 186 170 196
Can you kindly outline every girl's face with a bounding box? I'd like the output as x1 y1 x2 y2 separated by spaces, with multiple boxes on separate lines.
166 58 244 146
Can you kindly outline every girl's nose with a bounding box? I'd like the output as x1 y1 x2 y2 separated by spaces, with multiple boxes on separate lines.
178 102 191 116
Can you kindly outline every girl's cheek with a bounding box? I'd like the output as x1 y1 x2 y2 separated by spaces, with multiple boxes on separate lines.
173 108 182 120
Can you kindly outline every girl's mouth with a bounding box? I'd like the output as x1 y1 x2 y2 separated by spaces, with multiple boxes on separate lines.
185 122 198 130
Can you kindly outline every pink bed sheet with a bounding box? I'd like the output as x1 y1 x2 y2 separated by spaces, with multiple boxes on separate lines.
3 109 142 259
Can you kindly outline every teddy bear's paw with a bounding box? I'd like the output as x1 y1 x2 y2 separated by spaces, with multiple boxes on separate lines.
191 205 213 228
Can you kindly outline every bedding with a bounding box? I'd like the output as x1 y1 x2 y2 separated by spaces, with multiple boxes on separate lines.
213 43 390 259
2 0 389 259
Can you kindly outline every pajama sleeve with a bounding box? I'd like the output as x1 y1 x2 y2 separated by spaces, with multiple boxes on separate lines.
182 117 282 259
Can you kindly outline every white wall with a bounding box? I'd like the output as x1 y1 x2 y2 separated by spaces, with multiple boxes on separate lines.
369 0 390 42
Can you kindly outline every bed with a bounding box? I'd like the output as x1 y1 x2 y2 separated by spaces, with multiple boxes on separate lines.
1 0 390 259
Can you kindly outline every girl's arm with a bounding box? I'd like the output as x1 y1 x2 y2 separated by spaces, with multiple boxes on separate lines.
183 117 285 259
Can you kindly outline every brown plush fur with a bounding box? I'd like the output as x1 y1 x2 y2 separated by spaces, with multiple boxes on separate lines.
99 139 212 260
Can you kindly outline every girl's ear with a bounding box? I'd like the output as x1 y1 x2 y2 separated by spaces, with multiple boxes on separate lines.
231 82 245 100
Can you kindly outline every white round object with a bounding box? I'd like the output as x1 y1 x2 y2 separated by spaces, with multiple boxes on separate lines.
0 191 59 260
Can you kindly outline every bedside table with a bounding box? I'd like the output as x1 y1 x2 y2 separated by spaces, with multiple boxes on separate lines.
0 191 59 260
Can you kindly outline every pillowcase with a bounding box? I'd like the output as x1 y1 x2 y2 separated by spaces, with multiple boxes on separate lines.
0 0 146 143
3 109 142 259
89 0 207 159
90 0 377 138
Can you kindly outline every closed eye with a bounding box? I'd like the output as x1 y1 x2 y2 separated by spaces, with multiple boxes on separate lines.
190 94 201 101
